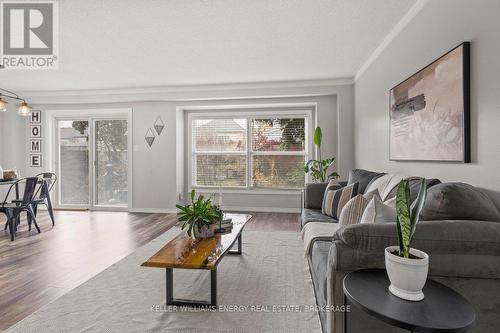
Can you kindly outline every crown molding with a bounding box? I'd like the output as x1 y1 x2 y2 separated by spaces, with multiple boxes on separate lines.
20 77 354 105
354 0 429 82
20 77 353 99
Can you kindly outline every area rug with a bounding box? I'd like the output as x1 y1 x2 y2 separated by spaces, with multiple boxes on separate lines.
6 227 321 333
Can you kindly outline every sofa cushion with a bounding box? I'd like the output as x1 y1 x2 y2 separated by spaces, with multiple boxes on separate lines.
321 179 343 209
322 182 359 218
348 169 385 194
301 221 340 256
339 194 369 227
421 182 500 222
304 182 328 210
308 239 333 328
385 177 441 202
335 220 500 259
360 196 397 224
301 209 337 227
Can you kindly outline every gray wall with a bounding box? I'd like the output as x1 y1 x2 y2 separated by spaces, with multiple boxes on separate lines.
354 0 500 192
1 82 354 212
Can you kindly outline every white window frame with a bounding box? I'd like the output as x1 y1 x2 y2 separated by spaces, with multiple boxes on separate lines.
187 105 314 193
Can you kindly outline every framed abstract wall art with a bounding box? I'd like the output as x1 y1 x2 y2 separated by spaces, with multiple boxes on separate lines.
389 42 470 162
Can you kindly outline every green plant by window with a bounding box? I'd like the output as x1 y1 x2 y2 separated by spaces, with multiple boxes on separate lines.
176 190 223 237
395 179 427 258
304 126 339 182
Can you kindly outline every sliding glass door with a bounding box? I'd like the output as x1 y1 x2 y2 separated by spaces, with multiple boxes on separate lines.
58 120 90 207
56 117 129 210
94 119 128 207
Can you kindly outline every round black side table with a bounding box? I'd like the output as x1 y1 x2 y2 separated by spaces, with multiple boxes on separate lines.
343 269 476 333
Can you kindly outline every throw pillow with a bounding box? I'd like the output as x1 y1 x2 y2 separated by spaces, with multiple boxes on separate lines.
363 189 381 202
384 196 396 209
347 169 385 194
338 194 369 227
322 182 359 219
360 196 397 224
364 174 406 201
384 177 441 202
321 179 343 208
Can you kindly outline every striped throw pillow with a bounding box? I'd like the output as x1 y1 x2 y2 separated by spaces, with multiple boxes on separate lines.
322 182 359 219
339 194 369 227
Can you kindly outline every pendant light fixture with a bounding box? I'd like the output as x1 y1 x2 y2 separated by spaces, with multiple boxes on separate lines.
18 101 32 116
0 97 7 112
0 87 32 116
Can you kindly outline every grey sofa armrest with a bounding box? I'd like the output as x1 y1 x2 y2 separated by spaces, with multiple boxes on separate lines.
304 181 347 209
304 183 327 209
332 220 500 279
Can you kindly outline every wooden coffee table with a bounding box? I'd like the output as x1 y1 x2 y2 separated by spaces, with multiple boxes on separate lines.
141 213 252 307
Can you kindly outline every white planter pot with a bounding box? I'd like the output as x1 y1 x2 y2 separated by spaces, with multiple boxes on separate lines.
193 224 215 238
385 246 429 301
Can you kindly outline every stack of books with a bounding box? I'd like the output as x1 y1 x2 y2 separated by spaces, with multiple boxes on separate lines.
219 218 233 229
214 218 233 233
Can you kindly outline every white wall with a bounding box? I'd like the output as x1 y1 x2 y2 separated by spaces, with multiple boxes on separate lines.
354 0 500 193
4 81 354 212
0 104 27 176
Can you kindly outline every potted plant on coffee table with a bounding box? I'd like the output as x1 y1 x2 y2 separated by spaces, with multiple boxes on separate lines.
385 178 429 301
176 190 223 238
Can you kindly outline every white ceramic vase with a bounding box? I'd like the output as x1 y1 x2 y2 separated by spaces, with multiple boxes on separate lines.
193 224 215 238
385 246 429 301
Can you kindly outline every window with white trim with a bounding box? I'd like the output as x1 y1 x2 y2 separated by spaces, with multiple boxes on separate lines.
190 110 310 190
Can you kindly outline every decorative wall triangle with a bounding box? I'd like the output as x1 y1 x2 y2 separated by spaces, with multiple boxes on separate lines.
154 116 165 135
145 128 155 147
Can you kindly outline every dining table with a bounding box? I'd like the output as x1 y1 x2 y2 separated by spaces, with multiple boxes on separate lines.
0 178 21 200
0 177 54 217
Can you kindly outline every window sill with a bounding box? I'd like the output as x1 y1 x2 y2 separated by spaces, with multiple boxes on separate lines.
192 187 302 196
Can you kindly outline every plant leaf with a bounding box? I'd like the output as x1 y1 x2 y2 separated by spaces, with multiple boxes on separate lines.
328 172 340 180
396 180 411 258
409 179 427 240
314 127 322 148
396 215 403 256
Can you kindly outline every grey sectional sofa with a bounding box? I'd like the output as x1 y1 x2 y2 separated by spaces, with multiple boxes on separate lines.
302 169 500 333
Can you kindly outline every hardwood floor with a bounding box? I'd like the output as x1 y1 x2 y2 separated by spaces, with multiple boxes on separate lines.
0 210 299 331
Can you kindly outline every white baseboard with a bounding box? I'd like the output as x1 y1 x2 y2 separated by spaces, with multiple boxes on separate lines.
129 208 178 214
129 207 300 214
222 206 301 213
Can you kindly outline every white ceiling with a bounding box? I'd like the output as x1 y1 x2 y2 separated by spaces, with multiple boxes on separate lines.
1 0 416 91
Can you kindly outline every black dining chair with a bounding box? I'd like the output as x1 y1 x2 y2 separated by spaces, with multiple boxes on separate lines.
31 172 57 226
1 177 42 241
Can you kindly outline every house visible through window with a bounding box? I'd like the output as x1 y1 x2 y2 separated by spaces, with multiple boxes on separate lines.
191 111 310 190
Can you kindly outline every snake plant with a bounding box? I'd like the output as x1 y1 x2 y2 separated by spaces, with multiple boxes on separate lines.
395 179 427 258
176 190 223 237
304 127 339 182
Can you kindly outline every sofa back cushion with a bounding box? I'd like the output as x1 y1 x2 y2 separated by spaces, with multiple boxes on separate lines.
421 182 500 222
322 182 359 219
348 169 385 194
385 177 441 202
304 182 329 210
